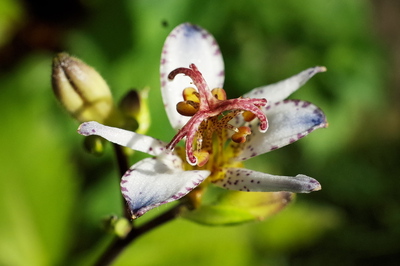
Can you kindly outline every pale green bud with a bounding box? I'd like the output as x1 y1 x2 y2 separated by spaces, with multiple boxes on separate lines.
52 53 114 123
102 215 132 238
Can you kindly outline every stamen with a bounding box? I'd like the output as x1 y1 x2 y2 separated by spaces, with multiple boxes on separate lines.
231 126 252 143
242 110 256 122
183 87 200 102
211 88 227 100
176 101 199 116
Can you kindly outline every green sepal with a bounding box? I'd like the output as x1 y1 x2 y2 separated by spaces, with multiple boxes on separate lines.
181 188 294 226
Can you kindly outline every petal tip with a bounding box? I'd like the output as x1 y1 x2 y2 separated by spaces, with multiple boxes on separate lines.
312 185 322 192
77 121 102 136
77 122 92 136
296 174 321 193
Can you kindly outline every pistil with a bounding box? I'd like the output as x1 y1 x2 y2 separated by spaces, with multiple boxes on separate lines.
166 64 269 166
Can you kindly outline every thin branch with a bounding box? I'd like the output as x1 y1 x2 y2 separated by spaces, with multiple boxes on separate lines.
94 204 182 266
112 144 131 219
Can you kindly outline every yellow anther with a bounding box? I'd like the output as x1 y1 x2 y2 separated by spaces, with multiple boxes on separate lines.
193 150 210 167
231 126 252 143
177 101 199 116
183 87 200 102
211 88 227 100
242 111 256 122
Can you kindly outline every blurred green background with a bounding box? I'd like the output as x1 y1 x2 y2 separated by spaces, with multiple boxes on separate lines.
1 0 399 265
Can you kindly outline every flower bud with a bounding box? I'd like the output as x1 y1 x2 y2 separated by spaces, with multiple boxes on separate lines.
119 90 140 118
83 135 106 156
102 215 132 238
118 88 150 134
52 53 114 123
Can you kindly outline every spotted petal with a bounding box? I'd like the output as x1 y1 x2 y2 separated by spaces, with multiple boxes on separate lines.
235 100 327 161
121 156 210 218
213 168 321 193
78 121 167 156
243 66 326 102
160 23 225 130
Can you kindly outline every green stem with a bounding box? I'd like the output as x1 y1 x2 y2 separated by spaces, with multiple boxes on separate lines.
94 204 181 266
112 144 131 219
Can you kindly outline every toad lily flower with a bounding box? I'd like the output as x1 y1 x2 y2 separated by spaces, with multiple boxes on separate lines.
78 23 327 219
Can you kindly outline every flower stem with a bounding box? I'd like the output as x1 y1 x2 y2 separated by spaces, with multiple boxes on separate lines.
94 204 181 266
112 144 131 219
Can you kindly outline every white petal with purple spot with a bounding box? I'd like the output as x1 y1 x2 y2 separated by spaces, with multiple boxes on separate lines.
213 168 321 193
243 66 326 102
121 156 210 217
235 100 327 161
160 23 225 130
78 121 168 156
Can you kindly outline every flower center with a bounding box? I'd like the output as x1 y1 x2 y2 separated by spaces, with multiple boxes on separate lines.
166 64 268 167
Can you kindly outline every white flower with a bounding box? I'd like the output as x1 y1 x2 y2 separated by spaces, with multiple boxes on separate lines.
78 23 327 219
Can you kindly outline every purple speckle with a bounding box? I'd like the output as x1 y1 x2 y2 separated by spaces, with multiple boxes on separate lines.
292 99 301 106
